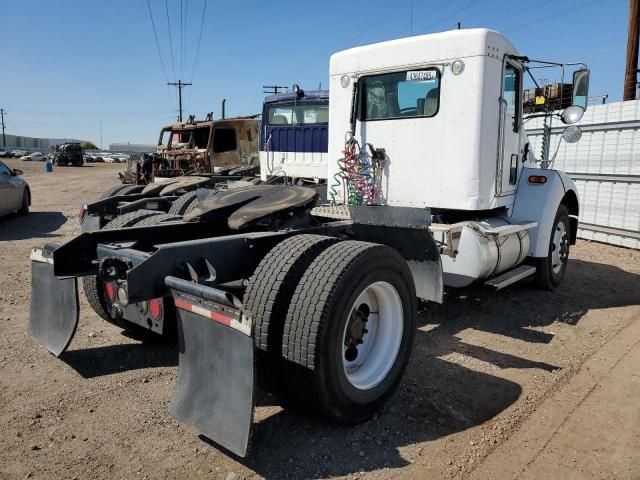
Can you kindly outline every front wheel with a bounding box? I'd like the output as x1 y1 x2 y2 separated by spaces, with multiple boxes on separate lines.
19 189 29 215
535 204 570 290
283 241 416 424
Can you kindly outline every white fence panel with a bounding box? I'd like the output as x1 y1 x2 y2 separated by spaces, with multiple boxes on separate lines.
527 100 640 249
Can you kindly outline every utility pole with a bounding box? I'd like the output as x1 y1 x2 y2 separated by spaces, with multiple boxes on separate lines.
167 80 192 122
99 120 103 150
624 0 639 100
0 108 6 149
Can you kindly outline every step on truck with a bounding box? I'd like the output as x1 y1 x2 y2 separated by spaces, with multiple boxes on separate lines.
30 28 589 457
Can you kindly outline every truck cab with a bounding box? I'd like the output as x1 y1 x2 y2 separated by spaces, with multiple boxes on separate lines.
329 29 529 210
260 89 329 181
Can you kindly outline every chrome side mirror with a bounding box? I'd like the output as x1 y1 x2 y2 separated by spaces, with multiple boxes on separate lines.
562 125 582 144
561 105 585 125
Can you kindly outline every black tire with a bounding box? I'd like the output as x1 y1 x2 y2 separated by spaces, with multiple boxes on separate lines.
168 191 198 215
98 184 129 200
282 241 417 424
133 212 182 226
19 189 29 215
117 184 145 195
244 235 339 391
183 189 220 215
83 209 164 323
534 204 570 290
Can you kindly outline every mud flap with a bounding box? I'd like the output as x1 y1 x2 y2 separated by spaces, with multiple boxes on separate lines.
166 276 254 457
29 247 79 357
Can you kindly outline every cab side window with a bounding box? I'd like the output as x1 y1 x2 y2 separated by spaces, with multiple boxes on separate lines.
502 64 522 132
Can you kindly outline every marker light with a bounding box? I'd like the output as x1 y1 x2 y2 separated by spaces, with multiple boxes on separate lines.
528 175 547 184
149 298 163 320
103 282 116 302
340 75 351 88
451 59 465 75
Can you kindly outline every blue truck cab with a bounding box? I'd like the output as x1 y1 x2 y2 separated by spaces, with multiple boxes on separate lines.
260 89 329 182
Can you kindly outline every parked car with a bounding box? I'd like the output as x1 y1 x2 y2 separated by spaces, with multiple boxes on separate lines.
0 151 12 158
21 152 46 162
12 150 27 158
0 160 30 217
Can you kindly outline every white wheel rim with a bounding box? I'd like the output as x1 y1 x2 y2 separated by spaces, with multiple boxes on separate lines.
551 221 568 275
341 281 403 390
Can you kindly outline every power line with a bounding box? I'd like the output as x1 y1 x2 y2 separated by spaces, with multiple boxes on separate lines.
501 0 601 34
183 0 188 81
420 0 475 33
165 0 177 80
179 0 184 79
345 0 413 44
144 0 170 83
190 0 208 81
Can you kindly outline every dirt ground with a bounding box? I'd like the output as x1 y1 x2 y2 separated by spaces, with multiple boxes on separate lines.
0 159 638 480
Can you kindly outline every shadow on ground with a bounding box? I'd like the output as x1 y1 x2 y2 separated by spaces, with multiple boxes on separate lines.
59 259 640 478
0 211 67 241
61 342 178 378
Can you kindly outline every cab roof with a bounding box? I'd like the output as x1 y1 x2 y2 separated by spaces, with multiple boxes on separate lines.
330 28 518 76
264 90 329 104
161 116 259 131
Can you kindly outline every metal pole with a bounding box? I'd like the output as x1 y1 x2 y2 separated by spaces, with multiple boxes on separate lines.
0 109 6 149
624 0 639 100
99 120 103 150
178 80 183 122
168 80 192 122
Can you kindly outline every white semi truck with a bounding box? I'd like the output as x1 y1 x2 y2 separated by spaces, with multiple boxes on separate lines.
30 28 589 457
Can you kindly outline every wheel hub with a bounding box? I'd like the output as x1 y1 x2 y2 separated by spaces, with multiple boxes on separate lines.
341 282 404 391
344 304 370 360
551 222 569 275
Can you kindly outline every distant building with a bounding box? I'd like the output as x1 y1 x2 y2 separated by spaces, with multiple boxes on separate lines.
1 134 85 153
109 143 155 153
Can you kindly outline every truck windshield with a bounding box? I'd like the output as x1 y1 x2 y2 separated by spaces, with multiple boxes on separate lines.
358 68 441 121
267 103 328 125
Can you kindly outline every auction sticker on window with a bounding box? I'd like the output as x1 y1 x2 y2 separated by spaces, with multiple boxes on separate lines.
406 70 437 82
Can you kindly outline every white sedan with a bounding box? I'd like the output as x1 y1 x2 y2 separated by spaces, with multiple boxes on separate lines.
20 152 46 162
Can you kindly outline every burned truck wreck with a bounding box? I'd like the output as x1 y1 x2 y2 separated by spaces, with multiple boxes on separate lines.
126 114 260 184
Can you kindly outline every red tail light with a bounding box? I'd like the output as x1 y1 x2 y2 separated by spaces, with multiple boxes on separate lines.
78 206 86 222
149 298 163 320
103 282 116 303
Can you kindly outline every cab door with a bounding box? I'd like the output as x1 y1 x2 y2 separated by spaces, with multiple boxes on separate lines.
210 127 239 167
497 60 523 196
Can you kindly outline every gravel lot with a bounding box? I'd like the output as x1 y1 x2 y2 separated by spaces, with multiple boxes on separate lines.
0 159 638 479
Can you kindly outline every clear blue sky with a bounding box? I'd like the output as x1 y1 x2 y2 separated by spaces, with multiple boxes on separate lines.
1 0 630 147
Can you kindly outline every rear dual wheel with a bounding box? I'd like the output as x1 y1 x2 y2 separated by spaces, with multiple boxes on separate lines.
248 237 416 424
